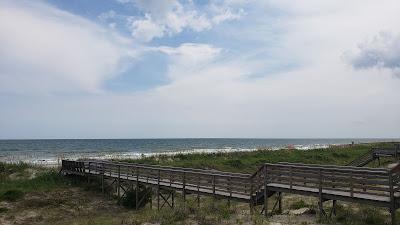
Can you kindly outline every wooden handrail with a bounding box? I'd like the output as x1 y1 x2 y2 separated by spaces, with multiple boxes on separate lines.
84 159 250 178
62 159 400 204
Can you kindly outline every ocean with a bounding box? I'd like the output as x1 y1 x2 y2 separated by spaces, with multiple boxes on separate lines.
0 138 397 166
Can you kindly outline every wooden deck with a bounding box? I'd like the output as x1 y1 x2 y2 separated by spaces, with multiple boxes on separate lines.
61 147 400 225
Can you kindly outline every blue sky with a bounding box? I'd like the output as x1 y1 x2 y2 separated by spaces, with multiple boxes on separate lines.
0 0 400 139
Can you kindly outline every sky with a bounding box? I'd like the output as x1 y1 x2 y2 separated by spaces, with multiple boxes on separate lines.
0 0 400 139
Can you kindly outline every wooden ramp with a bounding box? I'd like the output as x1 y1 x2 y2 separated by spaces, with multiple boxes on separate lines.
61 157 400 225
348 144 400 167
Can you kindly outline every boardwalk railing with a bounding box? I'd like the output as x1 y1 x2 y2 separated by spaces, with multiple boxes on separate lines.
61 159 400 225
62 160 251 201
252 163 396 201
250 162 400 223
348 144 400 167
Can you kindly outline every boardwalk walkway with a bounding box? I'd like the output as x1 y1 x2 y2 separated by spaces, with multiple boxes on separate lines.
348 144 400 166
61 146 400 224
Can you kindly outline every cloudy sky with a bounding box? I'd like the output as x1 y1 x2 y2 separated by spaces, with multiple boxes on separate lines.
1 0 399 139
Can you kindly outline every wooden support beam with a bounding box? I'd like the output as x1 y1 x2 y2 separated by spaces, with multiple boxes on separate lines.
228 177 231 207
182 171 186 208
212 175 216 206
250 177 254 215
389 174 396 225
149 188 152 209
318 169 324 220
135 166 139 210
117 165 121 202
157 169 160 210
278 192 282 213
197 175 200 208
172 191 175 208
264 165 268 217
101 174 104 194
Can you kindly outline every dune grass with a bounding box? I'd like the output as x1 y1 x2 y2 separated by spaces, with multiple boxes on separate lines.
120 143 392 173
0 162 70 199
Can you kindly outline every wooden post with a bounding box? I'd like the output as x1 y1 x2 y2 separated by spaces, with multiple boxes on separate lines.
318 168 323 219
332 200 336 216
350 171 354 197
212 175 216 205
136 166 139 210
117 165 121 202
101 163 104 194
264 165 268 217
389 173 396 225
183 171 186 207
157 169 160 210
150 189 152 209
197 174 200 207
250 176 254 215
87 162 91 183
289 166 293 189
172 191 175 208
278 192 282 213
228 177 231 207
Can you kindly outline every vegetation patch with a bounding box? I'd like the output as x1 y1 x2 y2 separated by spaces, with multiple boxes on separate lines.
119 143 387 172
121 184 152 209
0 189 24 201
289 200 311 210
0 207 9 213
328 204 388 225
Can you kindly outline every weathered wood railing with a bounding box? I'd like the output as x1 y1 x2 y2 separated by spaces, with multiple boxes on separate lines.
62 160 251 200
62 159 400 203
251 162 399 199
61 159 400 224
348 145 400 166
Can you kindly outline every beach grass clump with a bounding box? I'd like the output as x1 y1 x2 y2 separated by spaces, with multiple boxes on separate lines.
120 143 387 173
325 204 388 225
0 171 67 193
289 200 310 210
0 162 71 205
0 207 9 213
0 189 24 201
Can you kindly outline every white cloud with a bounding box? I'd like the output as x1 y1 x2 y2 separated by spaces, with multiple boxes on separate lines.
122 0 243 42
98 10 116 21
208 1 245 24
128 15 165 42
0 1 136 94
157 43 221 80
345 32 400 76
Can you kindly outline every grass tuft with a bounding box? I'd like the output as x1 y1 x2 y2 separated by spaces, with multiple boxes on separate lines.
0 189 24 201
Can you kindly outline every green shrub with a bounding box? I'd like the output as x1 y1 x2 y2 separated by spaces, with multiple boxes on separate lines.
1 189 24 201
361 207 386 225
0 207 9 213
290 200 308 209
224 159 245 169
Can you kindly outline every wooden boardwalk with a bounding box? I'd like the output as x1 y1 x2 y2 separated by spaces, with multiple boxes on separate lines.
61 147 400 224
348 144 400 166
